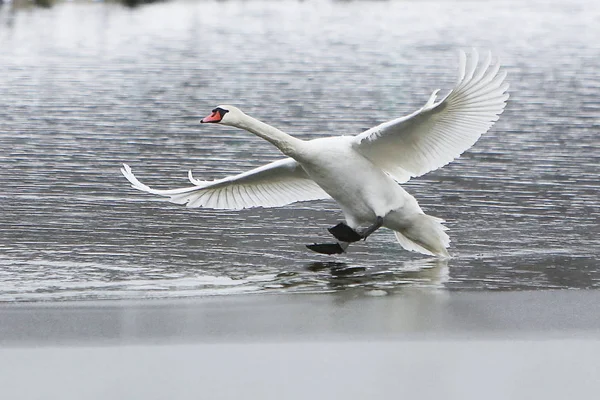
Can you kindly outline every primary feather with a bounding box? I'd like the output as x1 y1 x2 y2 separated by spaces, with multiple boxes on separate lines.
354 50 509 182
121 158 330 210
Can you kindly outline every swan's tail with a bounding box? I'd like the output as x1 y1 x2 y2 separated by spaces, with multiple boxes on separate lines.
390 214 450 258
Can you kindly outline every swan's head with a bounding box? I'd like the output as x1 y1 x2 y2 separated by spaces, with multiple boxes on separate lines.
200 105 243 126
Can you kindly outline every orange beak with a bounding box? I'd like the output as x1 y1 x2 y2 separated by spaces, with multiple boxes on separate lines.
201 111 222 123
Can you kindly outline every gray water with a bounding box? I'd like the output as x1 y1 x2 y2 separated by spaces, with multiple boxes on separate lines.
0 0 598 302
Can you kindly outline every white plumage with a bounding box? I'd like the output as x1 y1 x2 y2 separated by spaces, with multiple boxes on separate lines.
122 50 509 257
121 158 330 210
354 50 509 182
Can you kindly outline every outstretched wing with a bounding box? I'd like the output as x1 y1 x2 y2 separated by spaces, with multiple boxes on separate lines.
354 49 509 183
121 158 330 209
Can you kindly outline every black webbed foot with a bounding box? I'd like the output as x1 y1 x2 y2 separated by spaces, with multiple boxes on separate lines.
328 223 362 242
306 243 346 255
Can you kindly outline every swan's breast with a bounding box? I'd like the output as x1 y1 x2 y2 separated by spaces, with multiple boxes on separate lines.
296 137 407 222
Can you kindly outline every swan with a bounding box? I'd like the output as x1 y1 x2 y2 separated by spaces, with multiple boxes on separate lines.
121 50 508 257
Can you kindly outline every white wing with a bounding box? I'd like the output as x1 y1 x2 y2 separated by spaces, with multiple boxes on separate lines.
121 158 331 209
354 49 509 183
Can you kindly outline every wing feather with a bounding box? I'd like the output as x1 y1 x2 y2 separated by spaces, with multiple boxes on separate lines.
121 158 331 209
354 49 509 182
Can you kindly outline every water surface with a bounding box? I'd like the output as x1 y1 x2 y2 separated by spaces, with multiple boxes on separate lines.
0 0 598 301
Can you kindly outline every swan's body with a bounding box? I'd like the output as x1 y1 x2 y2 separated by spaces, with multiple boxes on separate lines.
122 50 509 257
296 136 416 227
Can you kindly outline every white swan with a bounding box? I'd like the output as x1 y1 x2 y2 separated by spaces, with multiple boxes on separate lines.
121 50 508 257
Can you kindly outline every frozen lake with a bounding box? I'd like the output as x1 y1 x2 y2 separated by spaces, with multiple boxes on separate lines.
0 0 599 301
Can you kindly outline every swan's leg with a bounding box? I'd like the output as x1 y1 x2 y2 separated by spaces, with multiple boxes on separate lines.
308 216 384 254
306 242 349 255
328 216 384 242
359 216 384 240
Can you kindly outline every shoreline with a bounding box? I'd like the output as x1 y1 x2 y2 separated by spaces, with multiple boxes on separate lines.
2 289 599 346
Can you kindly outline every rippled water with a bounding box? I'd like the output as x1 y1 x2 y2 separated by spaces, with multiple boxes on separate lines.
0 0 598 301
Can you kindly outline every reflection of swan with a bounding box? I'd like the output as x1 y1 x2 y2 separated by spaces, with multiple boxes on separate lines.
393 258 450 289
318 258 450 293
306 262 366 277
307 258 449 283
122 50 508 257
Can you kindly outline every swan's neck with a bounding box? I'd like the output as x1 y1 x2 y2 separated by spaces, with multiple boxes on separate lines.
237 115 303 156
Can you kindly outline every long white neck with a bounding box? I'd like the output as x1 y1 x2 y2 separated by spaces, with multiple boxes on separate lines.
235 114 303 156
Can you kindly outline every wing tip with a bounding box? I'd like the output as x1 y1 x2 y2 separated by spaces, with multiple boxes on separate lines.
120 163 131 176
120 163 144 190
457 49 467 83
188 169 202 186
120 163 166 196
